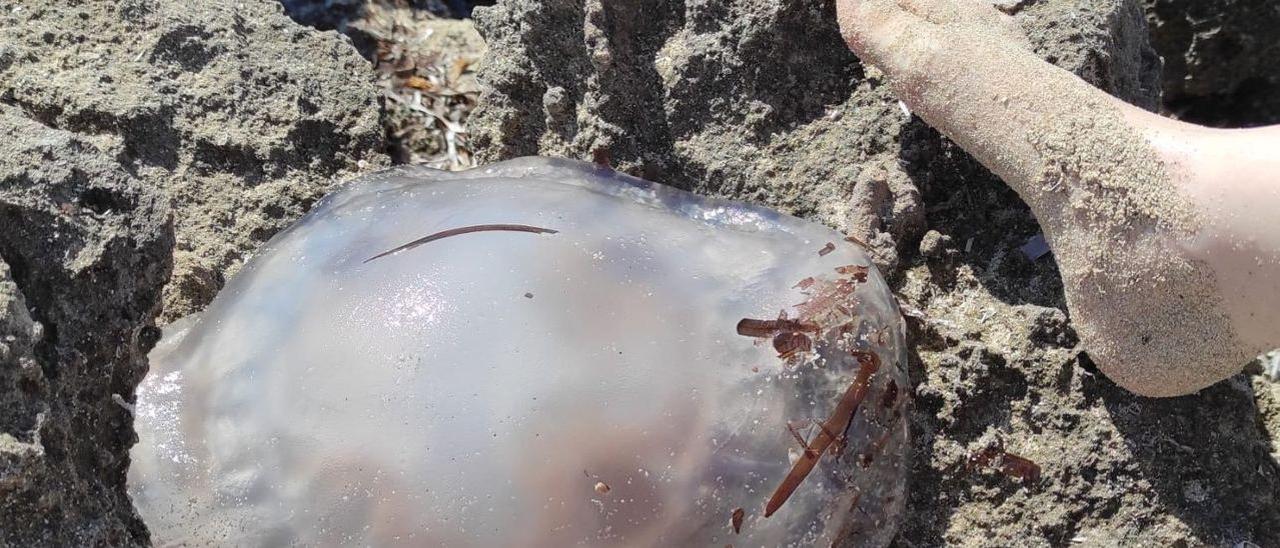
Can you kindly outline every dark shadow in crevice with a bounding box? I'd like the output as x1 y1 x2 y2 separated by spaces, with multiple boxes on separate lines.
1164 76 1280 128
278 0 376 56
895 118 1067 310
589 0 685 183
1092 364 1280 545
277 0 489 58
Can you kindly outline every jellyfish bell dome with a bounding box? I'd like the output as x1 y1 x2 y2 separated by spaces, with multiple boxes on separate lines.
129 157 909 546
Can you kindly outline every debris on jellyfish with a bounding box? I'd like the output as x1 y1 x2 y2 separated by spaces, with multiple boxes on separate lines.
363 223 559 263
762 351 881 518
128 157 911 547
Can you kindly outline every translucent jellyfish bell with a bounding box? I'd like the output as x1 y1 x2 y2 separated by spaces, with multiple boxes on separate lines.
129 157 910 546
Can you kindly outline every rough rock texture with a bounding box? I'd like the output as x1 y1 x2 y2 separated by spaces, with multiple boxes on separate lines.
280 0 471 34
0 105 173 545
281 1 510 170
1145 0 1280 126
0 0 388 323
470 0 1158 279
469 0 1279 545
0 0 386 543
281 0 461 56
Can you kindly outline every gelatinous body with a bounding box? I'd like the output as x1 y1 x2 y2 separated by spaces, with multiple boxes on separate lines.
129 157 909 546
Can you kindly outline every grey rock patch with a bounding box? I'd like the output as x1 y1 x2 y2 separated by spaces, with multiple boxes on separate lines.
468 0 1156 282
467 0 1279 544
0 104 172 546
1021 0 1162 111
0 0 389 322
0 0 388 543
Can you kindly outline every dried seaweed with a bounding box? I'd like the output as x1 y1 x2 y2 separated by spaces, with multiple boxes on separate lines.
348 2 482 169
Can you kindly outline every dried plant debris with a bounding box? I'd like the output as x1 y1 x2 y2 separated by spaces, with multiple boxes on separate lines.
328 1 485 169
966 440 1043 487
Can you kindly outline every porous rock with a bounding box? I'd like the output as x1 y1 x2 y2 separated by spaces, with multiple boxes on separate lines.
0 0 388 322
469 0 1157 280
468 0 1279 545
0 105 172 546
0 0 386 543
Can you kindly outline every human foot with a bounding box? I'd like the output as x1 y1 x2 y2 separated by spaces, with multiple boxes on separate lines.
836 0 1280 396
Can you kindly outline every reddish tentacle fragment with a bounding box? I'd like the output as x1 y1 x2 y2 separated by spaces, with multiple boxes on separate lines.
735 318 820 338
844 234 870 248
967 445 1042 486
772 332 812 359
881 379 899 409
730 507 745 534
786 422 816 458
834 264 869 283
793 278 863 320
736 318 781 337
764 351 881 517
833 322 858 338
364 224 558 263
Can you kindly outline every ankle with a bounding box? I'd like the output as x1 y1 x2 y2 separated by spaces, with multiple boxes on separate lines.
1139 123 1280 357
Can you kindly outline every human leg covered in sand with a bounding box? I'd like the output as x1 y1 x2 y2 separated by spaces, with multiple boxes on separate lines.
836 0 1280 396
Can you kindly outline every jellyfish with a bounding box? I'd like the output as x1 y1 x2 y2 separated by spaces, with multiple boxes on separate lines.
128 157 909 546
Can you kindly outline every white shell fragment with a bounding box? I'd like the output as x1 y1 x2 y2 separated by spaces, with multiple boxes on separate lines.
129 157 909 546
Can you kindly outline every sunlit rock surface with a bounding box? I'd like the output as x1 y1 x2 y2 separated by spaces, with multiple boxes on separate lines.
129 157 909 546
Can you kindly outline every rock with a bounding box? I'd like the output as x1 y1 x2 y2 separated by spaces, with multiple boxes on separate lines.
1020 0 1162 111
0 0 388 322
919 230 952 260
1145 0 1280 126
469 0 1156 281
0 105 173 546
0 0 386 543
467 1 1280 545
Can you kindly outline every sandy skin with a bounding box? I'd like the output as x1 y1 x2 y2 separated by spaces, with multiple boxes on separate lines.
836 0 1280 396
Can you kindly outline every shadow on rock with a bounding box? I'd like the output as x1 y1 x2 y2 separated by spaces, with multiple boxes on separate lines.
1093 366 1280 546
896 118 1068 310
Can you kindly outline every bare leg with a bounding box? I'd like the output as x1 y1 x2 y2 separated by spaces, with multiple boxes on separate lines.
836 0 1280 396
